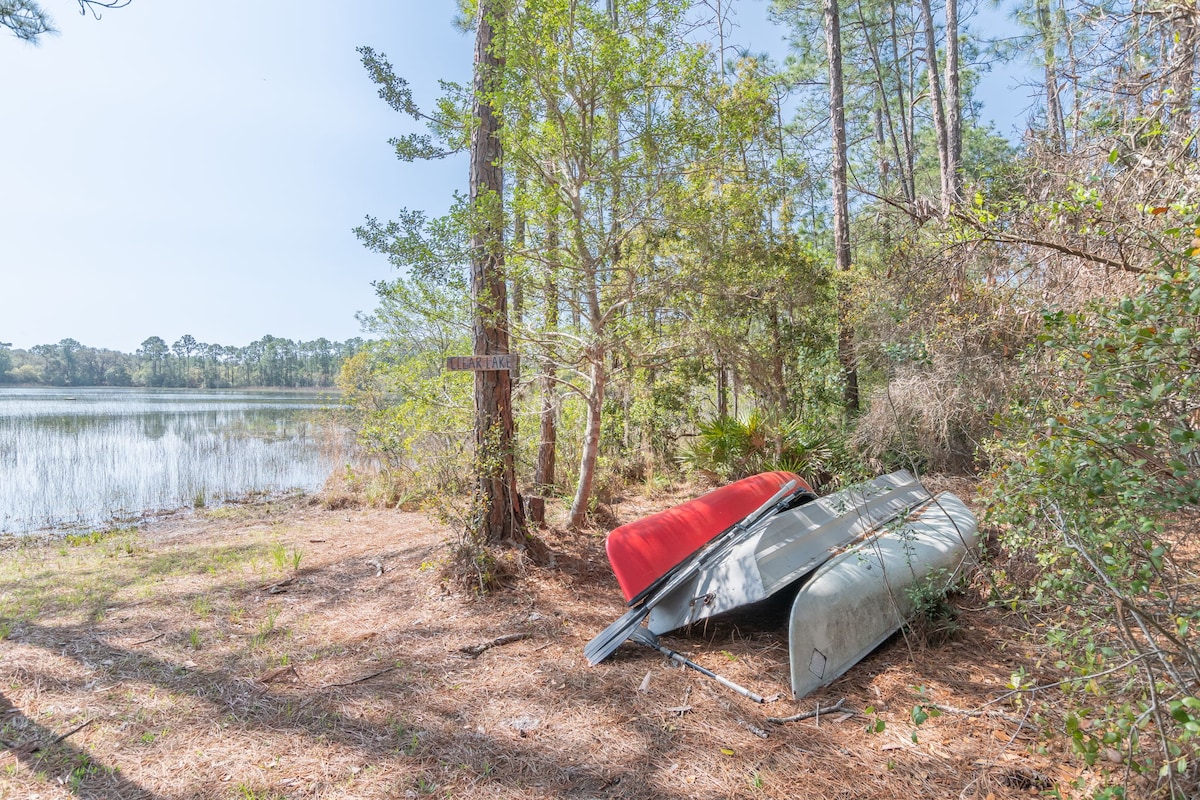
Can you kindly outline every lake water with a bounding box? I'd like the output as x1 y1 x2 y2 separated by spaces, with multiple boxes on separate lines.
0 387 345 535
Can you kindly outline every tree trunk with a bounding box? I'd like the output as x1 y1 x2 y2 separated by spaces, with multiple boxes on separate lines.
875 106 888 190
943 0 962 205
888 0 916 202
769 304 786 414
1170 7 1198 149
470 0 525 545
919 0 951 212
569 353 605 527
606 0 622 265
565 0 619 529
531 281 558 527
535 214 560 499
562 180 606 529
1036 0 1066 151
535 355 558 493
825 0 859 414
858 0 912 201
512 177 526 331
717 360 728 418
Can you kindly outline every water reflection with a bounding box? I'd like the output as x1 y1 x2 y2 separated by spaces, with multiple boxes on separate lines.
0 387 345 534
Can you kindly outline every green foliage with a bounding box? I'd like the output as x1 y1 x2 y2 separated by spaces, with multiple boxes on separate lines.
439 421 529 592
677 411 767 482
3 2 133 45
357 46 465 162
984 235 1200 796
1 1 54 43
235 785 285 800
4 335 358 389
665 55 838 418
616 367 706 477
63 528 120 547
986 254 1200 580
269 541 302 573
247 607 280 650
678 410 854 490
903 567 961 644
337 275 474 504
863 705 886 734
909 688 943 743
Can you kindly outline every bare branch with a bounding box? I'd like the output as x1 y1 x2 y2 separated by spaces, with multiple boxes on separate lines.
78 1 131 21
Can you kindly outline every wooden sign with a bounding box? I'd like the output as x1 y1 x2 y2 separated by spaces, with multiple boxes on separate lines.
445 354 519 372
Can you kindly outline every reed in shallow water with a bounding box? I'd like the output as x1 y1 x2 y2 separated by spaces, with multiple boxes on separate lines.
0 387 345 534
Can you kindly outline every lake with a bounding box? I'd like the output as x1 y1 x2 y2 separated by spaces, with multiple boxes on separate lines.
0 387 346 535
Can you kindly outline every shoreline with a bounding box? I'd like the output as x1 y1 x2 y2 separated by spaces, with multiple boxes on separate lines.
0 488 318 545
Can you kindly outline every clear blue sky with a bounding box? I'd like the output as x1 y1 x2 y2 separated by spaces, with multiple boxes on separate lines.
1 1 1028 354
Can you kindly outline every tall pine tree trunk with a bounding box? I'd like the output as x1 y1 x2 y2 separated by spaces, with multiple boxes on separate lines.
944 0 962 205
1036 0 1066 151
470 0 525 544
919 0 951 212
888 0 916 202
858 1 913 202
825 0 859 413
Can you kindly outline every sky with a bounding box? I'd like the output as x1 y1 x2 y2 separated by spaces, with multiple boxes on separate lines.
1 1 1031 354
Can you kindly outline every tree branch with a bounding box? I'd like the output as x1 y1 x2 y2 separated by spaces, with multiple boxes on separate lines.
949 209 1146 275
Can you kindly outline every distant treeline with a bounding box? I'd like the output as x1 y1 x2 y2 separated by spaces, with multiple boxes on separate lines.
0 335 364 389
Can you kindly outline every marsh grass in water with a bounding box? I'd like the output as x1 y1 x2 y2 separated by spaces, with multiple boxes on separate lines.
0 387 346 535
